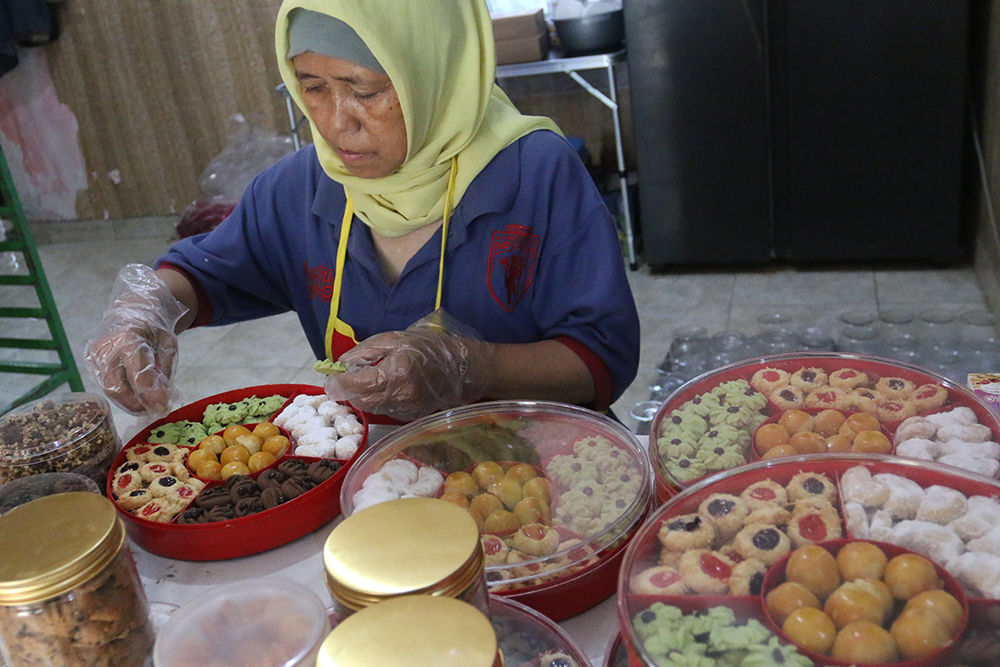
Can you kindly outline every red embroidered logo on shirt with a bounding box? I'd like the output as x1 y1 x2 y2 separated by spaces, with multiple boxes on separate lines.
305 262 335 302
487 224 539 311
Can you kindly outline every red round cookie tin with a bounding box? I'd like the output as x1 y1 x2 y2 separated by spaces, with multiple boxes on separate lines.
339 400 653 621
649 352 1000 504
107 384 367 560
617 454 1000 667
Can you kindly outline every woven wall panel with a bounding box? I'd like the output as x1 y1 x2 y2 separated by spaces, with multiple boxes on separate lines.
45 0 288 220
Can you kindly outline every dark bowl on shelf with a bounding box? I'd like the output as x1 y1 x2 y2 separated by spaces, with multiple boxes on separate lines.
553 9 625 56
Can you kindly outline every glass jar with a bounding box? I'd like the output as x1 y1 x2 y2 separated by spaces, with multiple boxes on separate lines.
0 492 154 667
153 578 330 667
324 497 487 624
0 393 120 488
317 596 502 667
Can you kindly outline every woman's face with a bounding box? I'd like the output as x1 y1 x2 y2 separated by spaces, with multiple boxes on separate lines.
293 52 407 179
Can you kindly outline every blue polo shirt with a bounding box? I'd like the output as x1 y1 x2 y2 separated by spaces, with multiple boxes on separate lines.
158 130 639 408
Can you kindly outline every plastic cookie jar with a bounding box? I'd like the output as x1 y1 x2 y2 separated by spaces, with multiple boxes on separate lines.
0 493 154 667
617 453 1000 667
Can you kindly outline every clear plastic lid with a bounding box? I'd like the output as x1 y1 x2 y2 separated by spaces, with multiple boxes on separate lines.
340 400 652 591
489 595 593 667
0 393 115 465
649 351 1000 494
153 578 330 667
0 472 100 515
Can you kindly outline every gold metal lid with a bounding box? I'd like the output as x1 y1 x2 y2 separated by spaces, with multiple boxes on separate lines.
0 492 124 604
324 497 482 609
317 596 500 667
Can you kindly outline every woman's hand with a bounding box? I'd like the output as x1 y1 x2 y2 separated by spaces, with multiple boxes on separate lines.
325 311 495 422
84 265 190 416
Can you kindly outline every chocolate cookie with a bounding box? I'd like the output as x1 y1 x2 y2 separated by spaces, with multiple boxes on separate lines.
260 486 287 509
206 505 236 522
224 473 254 490
307 459 342 484
280 475 317 499
194 486 231 509
229 478 261 504
176 506 208 524
256 468 286 490
277 459 308 478
234 497 265 517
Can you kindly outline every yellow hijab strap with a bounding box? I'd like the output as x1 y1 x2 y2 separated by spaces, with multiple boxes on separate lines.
324 157 457 360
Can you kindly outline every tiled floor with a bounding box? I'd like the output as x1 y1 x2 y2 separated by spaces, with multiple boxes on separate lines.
2 228 995 444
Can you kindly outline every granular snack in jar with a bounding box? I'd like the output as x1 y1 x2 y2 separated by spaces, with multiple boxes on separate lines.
0 492 154 667
317 596 502 667
0 393 120 486
324 497 487 623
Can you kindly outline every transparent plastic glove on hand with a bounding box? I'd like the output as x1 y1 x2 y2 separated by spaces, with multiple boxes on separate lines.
84 264 189 417
324 310 495 422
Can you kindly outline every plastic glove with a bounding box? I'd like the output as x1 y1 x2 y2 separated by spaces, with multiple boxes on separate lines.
325 310 495 422
84 264 189 417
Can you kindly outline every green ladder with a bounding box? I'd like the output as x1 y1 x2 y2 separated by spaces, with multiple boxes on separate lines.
0 146 83 415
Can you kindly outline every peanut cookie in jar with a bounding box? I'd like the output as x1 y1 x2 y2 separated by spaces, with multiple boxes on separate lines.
0 493 154 667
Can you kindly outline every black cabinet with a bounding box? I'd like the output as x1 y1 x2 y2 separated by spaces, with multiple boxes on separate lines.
625 0 971 267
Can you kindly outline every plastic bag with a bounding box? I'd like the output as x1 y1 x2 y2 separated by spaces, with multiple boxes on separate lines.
176 115 294 239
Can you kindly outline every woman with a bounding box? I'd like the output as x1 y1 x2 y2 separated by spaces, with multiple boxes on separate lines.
86 0 639 423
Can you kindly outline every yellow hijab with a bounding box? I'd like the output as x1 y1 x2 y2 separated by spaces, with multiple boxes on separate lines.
275 0 561 237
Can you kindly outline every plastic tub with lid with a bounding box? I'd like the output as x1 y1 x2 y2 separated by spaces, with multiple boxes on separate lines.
153 578 330 667
617 453 1000 667
339 400 652 621
0 393 120 488
0 471 100 515
648 352 1000 503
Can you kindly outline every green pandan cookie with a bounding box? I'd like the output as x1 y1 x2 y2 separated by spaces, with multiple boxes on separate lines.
679 392 721 417
707 618 772 652
660 435 699 460
176 421 209 447
659 410 709 439
741 637 814 667
697 445 747 472
632 603 685 640
681 606 737 636
666 455 707 482
146 422 180 444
